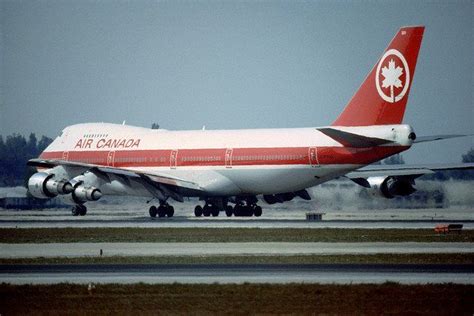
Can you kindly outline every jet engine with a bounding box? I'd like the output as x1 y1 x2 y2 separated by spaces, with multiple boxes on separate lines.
60 177 102 204
28 172 73 199
367 176 416 199
71 185 102 203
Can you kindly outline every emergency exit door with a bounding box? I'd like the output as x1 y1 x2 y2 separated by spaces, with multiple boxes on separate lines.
170 150 178 169
308 147 319 167
225 148 233 168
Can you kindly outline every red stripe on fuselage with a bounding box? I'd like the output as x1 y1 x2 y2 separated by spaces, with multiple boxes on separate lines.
39 146 409 168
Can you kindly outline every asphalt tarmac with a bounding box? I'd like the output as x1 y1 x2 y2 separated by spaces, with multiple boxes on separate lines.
1 263 473 284
1 210 473 229
2 242 474 258
2 199 473 285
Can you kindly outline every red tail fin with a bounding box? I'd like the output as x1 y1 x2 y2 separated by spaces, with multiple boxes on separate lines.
332 26 424 126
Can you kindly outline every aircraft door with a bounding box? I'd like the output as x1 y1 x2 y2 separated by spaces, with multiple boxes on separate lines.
170 150 178 169
225 148 233 168
107 151 115 167
308 147 319 167
62 151 69 161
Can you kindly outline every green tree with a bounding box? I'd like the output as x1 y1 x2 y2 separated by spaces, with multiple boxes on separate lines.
462 148 474 163
0 133 53 187
37 136 53 152
27 133 38 157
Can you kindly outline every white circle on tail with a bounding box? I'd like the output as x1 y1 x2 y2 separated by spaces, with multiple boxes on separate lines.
375 49 410 103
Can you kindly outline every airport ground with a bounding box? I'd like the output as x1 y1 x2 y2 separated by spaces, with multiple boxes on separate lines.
1 196 473 314
1 283 473 315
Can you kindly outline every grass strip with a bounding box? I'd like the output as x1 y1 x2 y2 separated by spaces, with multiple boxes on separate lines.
1 253 474 265
1 283 473 315
1 227 473 243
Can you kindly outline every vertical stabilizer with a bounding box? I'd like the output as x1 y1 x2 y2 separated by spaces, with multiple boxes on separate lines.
332 26 424 126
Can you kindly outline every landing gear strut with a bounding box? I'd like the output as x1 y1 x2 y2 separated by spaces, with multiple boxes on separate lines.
72 204 87 216
149 202 174 218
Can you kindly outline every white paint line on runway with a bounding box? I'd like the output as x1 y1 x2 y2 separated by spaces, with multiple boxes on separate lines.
1 242 473 258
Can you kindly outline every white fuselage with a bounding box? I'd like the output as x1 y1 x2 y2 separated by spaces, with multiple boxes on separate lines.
40 123 414 197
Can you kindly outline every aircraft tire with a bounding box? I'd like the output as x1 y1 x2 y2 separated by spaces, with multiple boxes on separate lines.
233 205 243 217
211 206 219 217
149 205 157 218
203 205 211 217
253 205 262 217
79 205 87 216
194 205 203 217
225 205 233 217
158 206 167 218
71 205 80 216
167 205 174 217
243 206 253 217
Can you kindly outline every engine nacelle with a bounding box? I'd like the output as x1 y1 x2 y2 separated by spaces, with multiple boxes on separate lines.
72 185 102 203
28 172 73 199
367 176 416 199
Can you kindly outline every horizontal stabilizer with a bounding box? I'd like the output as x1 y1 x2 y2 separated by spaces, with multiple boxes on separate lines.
318 128 394 148
414 134 472 143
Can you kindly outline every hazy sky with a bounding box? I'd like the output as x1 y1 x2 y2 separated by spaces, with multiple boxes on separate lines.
1 0 472 163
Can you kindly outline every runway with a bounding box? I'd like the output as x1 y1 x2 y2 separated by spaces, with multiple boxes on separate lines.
2 218 474 229
2 200 473 285
0 206 474 229
2 242 473 258
1 263 473 285
2 184 473 229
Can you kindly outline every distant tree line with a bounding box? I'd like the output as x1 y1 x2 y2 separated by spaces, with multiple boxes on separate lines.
423 147 474 180
0 134 53 186
382 154 405 165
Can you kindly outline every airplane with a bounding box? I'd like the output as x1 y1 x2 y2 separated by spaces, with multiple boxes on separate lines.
27 26 473 217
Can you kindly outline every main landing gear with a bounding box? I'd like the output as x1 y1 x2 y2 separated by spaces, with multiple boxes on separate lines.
71 204 87 216
194 203 220 217
149 202 174 218
228 203 262 217
194 198 263 218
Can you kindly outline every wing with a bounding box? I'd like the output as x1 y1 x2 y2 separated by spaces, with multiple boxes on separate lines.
27 158 205 202
346 163 474 187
